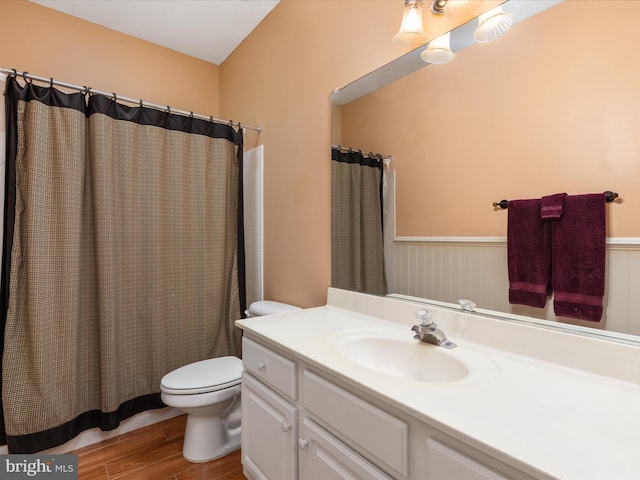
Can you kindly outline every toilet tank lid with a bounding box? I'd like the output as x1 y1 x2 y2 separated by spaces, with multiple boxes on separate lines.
248 300 301 316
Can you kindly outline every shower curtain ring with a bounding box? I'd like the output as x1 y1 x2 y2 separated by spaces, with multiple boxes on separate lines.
50 77 54 88
22 71 31 83
139 99 143 109
11 68 17 78
166 106 171 114
112 93 117 102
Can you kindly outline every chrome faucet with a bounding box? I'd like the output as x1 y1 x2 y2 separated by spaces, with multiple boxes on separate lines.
411 309 457 349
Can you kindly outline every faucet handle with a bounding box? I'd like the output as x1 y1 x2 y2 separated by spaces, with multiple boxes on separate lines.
458 299 476 312
415 309 432 326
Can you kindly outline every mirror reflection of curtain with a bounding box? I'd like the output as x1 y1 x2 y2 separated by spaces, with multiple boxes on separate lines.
331 148 387 295
0 76 244 453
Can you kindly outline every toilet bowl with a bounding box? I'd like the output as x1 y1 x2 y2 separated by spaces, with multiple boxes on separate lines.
160 301 301 463
161 356 242 462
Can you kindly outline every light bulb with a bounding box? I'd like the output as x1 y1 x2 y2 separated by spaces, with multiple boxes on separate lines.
420 32 455 64
393 0 428 46
474 6 514 43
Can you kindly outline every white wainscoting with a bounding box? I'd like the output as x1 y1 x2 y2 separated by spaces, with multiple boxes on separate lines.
388 238 640 337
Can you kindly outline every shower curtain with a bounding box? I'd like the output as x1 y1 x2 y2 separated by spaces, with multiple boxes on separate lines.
0 76 245 453
331 148 387 295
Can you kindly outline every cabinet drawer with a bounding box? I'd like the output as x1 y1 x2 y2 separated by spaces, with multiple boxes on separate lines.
301 418 392 480
427 439 510 480
243 337 297 400
303 370 408 478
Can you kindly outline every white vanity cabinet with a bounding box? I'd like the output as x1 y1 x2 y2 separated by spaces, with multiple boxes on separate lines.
241 335 399 480
236 290 640 479
240 333 534 480
241 338 298 480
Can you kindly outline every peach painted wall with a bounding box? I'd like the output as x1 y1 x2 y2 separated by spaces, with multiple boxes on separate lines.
0 0 219 116
341 1 640 238
218 0 498 307
0 0 507 309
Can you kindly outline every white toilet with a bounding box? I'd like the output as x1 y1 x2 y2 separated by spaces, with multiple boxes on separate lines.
160 300 301 462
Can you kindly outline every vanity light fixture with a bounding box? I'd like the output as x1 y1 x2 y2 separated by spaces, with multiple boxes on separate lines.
393 0 428 46
442 0 482 19
396 0 516 64
473 6 514 42
420 32 455 64
430 0 448 15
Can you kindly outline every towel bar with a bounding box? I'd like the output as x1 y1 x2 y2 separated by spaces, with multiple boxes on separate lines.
492 191 619 209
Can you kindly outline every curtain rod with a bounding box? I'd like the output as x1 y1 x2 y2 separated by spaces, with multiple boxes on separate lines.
331 144 392 161
0 67 262 133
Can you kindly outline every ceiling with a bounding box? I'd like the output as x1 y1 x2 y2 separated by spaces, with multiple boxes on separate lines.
30 0 280 65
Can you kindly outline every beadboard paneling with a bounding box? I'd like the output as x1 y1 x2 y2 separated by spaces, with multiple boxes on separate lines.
389 240 640 337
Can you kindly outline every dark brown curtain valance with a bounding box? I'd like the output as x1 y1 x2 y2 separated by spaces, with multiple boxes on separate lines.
1 76 245 453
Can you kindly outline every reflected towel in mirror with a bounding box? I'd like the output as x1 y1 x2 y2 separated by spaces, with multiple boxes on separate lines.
507 199 551 308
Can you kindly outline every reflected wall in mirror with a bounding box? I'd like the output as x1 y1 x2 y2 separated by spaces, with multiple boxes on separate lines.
331 0 640 340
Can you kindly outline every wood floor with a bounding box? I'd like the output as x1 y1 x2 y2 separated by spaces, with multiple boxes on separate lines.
69 415 247 480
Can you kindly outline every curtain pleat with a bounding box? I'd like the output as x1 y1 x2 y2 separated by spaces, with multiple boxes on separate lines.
331 148 387 295
1 77 244 452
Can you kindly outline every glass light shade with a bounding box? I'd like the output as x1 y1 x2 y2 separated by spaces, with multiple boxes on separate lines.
444 0 482 19
420 32 455 64
393 0 428 46
474 6 514 43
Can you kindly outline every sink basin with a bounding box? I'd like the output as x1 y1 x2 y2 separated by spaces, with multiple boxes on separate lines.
332 331 469 383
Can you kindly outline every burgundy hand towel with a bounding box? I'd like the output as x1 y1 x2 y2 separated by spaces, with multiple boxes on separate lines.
541 193 567 220
507 199 551 308
552 193 606 321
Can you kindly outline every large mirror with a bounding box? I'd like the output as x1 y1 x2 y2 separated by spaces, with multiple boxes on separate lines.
331 0 640 343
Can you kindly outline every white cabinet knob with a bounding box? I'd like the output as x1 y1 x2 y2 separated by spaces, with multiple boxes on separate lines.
281 422 291 433
257 361 265 371
298 437 312 450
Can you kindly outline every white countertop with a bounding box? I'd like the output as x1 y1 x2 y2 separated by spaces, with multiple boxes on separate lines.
236 290 640 479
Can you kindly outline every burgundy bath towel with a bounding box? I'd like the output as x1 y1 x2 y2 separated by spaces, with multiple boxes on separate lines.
551 193 606 321
541 193 567 220
507 199 551 308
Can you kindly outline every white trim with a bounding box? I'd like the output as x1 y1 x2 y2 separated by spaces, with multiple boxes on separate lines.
394 236 640 248
606 237 640 246
395 236 505 245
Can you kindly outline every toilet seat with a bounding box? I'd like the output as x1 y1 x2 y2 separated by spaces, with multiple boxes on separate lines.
161 356 242 395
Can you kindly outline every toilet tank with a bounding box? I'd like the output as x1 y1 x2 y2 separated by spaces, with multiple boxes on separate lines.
246 300 301 317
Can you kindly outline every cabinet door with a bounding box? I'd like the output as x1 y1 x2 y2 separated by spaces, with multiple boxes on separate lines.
303 370 408 477
300 418 393 480
427 438 510 480
241 372 297 480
